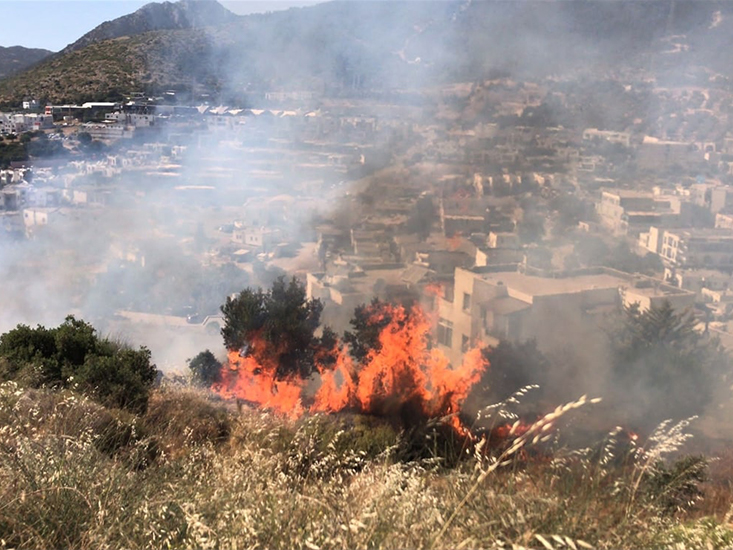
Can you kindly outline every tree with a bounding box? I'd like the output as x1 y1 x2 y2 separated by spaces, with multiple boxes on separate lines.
220 276 324 379
344 299 399 364
0 316 157 413
188 350 222 387
77 131 92 145
517 216 545 244
608 301 730 426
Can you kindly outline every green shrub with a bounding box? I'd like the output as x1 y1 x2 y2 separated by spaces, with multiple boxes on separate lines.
187 349 222 387
0 316 157 413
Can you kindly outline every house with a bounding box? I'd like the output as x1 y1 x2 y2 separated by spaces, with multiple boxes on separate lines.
232 226 282 252
307 262 409 328
597 189 683 236
637 136 705 170
22 207 61 227
435 266 694 365
582 128 631 147
650 228 733 269
475 231 524 266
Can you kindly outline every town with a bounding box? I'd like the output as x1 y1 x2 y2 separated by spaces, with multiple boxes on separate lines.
2 73 733 375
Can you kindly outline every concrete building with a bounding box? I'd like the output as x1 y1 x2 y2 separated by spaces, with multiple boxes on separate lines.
475 231 524 267
582 128 631 147
232 226 283 252
435 266 694 365
637 136 705 170
715 212 733 230
22 207 61 227
306 262 410 329
650 228 733 269
597 189 682 236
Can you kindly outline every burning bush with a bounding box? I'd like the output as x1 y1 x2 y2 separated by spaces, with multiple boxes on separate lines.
214 288 489 438
220 276 326 380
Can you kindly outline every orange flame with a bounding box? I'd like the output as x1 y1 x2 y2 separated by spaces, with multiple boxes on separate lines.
212 303 489 432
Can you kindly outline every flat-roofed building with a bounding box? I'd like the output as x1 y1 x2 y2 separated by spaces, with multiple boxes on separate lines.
435 266 695 365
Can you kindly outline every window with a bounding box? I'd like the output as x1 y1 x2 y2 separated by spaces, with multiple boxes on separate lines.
437 319 453 347
462 292 472 311
461 335 470 353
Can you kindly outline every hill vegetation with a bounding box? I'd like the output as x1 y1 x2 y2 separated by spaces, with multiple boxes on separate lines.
0 285 732 547
4 0 733 106
61 0 239 54
0 379 731 549
0 46 53 80
0 29 218 106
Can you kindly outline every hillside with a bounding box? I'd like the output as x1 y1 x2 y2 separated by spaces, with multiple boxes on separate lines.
0 29 218 105
61 0 239 54
3 0 733 106
0 46 53 80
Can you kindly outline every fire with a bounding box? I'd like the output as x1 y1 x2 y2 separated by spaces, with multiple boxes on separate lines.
212 303 489 431
424 282 445 299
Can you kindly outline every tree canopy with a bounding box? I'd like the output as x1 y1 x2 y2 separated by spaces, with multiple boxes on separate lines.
0 316 157 413
188 349 222 387
608 301 729 425
220 276 324 379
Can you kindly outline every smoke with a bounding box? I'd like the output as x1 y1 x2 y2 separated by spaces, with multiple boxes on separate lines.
1 0 732 437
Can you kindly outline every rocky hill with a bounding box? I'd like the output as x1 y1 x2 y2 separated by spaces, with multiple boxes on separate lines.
3 0 733 107
61 0 239 54
0 46 53 80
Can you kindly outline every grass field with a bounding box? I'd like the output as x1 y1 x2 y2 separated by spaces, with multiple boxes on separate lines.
1 381 733 549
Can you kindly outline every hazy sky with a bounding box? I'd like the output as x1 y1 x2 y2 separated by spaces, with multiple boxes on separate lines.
0 0 322 51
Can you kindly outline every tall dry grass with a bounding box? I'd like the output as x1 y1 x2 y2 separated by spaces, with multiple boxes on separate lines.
0 381 731 549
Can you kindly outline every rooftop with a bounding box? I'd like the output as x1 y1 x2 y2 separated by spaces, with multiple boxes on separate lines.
475 269 630 297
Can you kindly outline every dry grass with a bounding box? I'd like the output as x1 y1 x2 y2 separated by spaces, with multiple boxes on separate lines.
0 381 732 549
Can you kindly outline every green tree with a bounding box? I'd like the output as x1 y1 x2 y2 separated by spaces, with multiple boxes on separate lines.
343 298 404 364
0 316 157 413
188 349 223 387
609 301 730 426
220 276 324 379
517 216 545 244
74 346 156 413
77 131 92 145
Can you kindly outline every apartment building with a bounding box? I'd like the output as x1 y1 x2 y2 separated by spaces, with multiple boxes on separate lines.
435 266 694 365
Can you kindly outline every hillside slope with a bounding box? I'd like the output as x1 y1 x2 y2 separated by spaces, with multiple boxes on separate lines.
61 0 239 54
0 46 53 80
3 0 733 106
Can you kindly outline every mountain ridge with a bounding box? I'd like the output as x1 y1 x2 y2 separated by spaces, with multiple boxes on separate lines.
60 0 239 54
0 46 54 81
2 1 733 107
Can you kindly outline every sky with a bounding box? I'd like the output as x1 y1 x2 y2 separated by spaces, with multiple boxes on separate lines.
0 0 322 51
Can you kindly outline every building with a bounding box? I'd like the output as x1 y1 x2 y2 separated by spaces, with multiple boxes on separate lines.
596 189 682 236
650 228 733 269
435 266 694 365
22 207 61 227
80 122 133 140
306 262 410 328
475 231 524 266
637 136 705 170
582 128 631 147
232 226 283 252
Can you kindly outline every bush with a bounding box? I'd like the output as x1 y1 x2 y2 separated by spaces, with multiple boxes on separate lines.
188 349 222 387
0 316 157 413
142 389 232 455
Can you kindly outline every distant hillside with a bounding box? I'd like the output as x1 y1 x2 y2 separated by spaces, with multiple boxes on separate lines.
61 0 239 54
0 29 218 105
0 46 53 80
3 0 733 107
